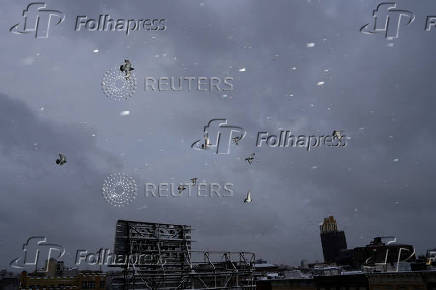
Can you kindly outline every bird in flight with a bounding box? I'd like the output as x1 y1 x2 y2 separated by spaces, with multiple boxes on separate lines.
200 135 211 150
177 184 187 194
56 153 67 166
120 59 134 79
232 135 242 145
332 130 343 140
244 191 252 203
245 153 255 165
190 178 198 185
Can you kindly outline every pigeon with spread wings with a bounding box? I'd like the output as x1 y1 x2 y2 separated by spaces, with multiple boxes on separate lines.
245 153 255 165
332 130 343 140
120 59 134 79
233 135 242 145
177 184 187 194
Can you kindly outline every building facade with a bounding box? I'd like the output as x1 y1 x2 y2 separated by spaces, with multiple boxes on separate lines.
320 216 347 264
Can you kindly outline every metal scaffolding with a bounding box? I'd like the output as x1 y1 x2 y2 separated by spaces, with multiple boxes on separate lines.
110 220 256 290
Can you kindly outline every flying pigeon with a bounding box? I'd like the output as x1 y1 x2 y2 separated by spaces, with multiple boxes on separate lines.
56 153 67 166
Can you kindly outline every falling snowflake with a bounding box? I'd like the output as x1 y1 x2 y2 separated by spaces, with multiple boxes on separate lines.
120 110 130 116
102 173 137 207
239 67 246 72
291 66 297 70
393 158 399 162
101 67 136 101
93 49 99 53
317 81 325 86
306 42 315 48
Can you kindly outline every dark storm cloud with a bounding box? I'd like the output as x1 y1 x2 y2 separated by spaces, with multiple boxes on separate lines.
0 93 125 267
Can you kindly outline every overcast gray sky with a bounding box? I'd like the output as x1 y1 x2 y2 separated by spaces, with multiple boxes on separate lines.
1 0 436 269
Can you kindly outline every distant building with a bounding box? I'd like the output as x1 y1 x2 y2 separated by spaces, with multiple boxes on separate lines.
256 271 436 290
320 216 347 264
254 259 281 280
0 270 18 290
428 249 436 266
19 259 106 290
257 278 315 290
337 237 416 270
